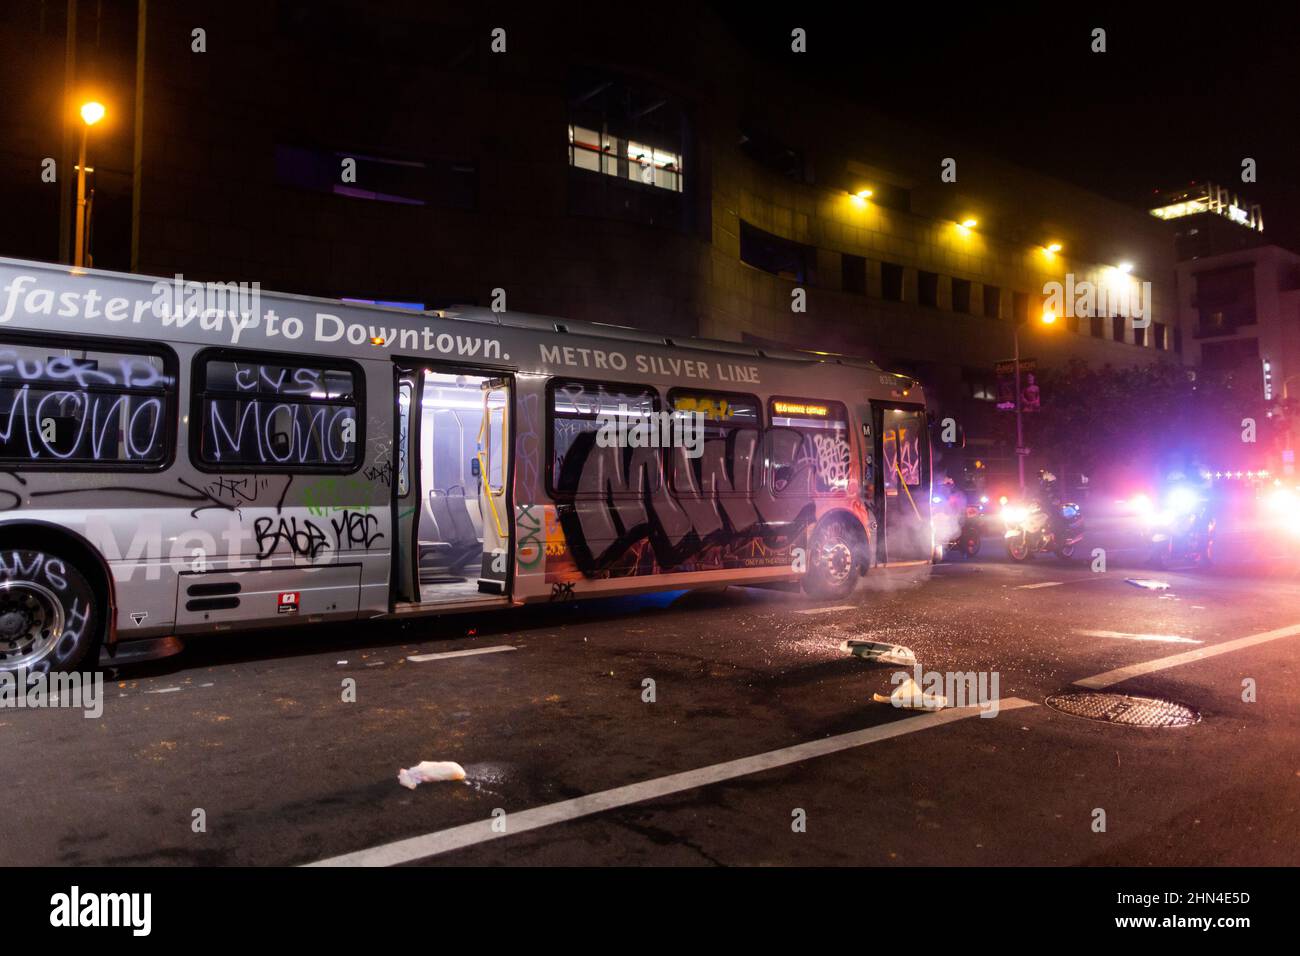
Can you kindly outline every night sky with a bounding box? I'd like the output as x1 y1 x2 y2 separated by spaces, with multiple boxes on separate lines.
717 5 1300 253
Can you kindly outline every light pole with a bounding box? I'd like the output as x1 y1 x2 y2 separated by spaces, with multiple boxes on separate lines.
74 100 105 268
1013 309 1056 493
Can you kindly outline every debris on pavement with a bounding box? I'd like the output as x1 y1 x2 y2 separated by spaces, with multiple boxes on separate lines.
841 639 918 666
1125 578 1171 591
397 760 467 789
872 676 948 711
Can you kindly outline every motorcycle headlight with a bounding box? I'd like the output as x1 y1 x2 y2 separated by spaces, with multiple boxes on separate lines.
1002 505 1028 524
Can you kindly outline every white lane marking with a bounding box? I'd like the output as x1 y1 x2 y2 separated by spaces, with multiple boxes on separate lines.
1076 629 1202 645
1074 623 1300 689
1015 581 1063 590
796 605 857 615
144 687 182 695
306 698 1037 867
406 646 517 663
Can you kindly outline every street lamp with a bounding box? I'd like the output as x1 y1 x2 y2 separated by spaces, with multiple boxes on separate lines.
74 100 105 268
1012 308 1058 493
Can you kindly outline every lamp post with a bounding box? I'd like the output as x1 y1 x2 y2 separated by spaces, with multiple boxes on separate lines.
1013 309 1057 493
74 100 105 268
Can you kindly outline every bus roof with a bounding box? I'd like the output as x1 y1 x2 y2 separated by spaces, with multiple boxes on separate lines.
0 255 924 398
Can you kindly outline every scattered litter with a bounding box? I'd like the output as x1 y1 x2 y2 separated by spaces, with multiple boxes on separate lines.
872 676 947 711
841 639 917 666
1125 578 1170 591
1015 581 1063 590
337 660 348 665
397 761 467 789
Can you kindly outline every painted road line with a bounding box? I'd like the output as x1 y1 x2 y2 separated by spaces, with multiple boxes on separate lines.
306 698 1037 867
1076 629 1202 645
1074 622 1300 689
406 646 517 663
796 605 857 615
1015 581 1063 590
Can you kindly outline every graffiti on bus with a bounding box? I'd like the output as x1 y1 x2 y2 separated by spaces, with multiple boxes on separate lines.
549 426 857 579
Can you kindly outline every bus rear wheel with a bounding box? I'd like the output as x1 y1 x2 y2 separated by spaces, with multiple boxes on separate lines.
0 546 101 675
803 518 862 599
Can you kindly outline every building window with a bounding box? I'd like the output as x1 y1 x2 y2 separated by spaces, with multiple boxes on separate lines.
881 263 904 302
951 278 972 314
863 181 911 213
737 126 808 183
740 220 814 283
1154 323 1167 350
1134 324 1147 347
1200 338 1260 372
274 145 476 209
1112 315 1126 343
1194 264 1255 336
918 271 939 308
194 353 361 471
568 124 682 192
1012 292 1031 324
964 367 995 401
841 254 866 295
567 70 686 195
982 285 1001 319
1089 315 1104 338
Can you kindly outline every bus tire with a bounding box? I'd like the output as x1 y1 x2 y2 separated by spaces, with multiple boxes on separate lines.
0 544 102 675
803 517 862 599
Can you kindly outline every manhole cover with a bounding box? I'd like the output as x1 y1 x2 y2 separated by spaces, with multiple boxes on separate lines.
1045 691 1200 727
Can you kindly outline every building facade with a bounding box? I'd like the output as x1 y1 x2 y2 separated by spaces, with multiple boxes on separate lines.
1 1 1184 481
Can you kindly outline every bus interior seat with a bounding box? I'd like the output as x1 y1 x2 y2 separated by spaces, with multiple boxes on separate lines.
422 491 481 577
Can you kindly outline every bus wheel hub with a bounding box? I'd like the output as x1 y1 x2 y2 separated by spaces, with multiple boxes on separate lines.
821 542 852 582
0 584 60 661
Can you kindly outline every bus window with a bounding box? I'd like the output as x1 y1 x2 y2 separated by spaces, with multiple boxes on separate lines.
0 336 174 467
768 397 851 495
667 389 760 496
548 379 660 497
194 353 361 470
882 412 924 494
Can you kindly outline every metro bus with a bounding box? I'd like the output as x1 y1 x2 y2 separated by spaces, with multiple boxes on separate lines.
0 256 934 675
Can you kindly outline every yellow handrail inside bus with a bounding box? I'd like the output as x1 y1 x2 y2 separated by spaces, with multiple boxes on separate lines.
477 397 507 541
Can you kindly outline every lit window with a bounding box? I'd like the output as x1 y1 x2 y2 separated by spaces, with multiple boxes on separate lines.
567 124 682 193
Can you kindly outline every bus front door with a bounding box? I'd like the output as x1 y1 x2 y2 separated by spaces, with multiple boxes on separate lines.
873 404 933 564
393 366 513 608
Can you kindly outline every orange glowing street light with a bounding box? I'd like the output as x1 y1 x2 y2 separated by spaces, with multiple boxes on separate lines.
73 100 106 268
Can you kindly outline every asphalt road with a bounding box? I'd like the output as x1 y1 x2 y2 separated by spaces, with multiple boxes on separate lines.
2 533 1298 867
